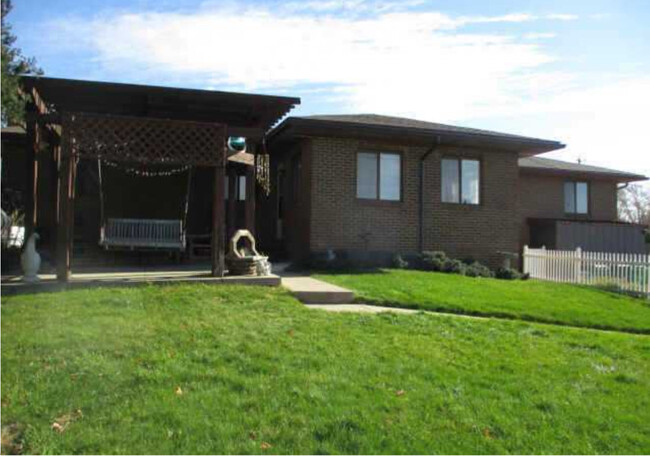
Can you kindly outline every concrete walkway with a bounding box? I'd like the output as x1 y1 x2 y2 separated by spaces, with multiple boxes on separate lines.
306 303 418 314
281 276 355 304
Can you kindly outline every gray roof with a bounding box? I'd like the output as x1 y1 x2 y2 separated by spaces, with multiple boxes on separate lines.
519 156 647 182
296 114 560 144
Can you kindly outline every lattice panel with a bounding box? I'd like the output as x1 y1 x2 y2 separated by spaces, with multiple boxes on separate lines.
61 112 226 166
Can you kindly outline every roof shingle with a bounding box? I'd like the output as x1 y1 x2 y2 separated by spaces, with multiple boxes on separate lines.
519 156 647 182
296 114 559 143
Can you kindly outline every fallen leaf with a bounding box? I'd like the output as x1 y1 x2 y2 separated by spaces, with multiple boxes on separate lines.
51 409 82 434
396 390 405 396
261 441 272 450
249 431 257 440
482 428 492 439
287 329 295 337
175 386 183 396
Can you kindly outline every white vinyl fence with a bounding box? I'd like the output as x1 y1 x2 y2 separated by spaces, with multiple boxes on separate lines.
523 246 650 297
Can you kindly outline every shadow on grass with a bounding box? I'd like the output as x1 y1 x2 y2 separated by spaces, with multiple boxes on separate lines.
353 296 650 336
286 265 389 276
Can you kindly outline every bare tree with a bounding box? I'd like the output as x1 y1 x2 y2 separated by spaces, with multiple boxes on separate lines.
618 183 650 225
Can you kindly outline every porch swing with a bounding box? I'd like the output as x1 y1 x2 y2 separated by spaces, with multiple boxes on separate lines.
97 160 192 251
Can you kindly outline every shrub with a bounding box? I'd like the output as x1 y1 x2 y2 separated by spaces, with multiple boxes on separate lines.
441 258 467 275
465 261 493 278
495 267 525 280
418 251 447 271
392 254 409 269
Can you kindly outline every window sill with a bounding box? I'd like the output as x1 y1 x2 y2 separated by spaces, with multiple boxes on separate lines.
441 202 482 209
355 198 403 207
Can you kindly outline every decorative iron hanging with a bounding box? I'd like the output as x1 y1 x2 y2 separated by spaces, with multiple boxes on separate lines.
255 139 271 196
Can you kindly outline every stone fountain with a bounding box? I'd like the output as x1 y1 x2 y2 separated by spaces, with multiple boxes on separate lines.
226 229 271 276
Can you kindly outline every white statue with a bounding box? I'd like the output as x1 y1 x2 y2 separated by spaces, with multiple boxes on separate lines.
21 232 41 283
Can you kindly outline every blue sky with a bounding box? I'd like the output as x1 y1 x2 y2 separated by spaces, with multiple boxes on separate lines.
9 0 650 178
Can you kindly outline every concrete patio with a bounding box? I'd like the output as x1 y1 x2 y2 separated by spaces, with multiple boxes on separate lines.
1 266 280 296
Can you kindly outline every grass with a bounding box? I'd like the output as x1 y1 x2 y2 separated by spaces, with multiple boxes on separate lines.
2 284 650 454
315 269 650 333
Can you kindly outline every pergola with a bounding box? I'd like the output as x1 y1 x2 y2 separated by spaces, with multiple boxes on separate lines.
20 76 299 282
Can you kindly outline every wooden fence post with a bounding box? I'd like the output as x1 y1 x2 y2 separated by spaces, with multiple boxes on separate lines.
645 254 650 298
523 245 529 276
575 247 582 284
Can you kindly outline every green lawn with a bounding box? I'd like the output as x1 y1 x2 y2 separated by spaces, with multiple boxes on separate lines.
2 285 650 454
316 269 650 333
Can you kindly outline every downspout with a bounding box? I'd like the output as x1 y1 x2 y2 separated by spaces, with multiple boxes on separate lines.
418 136 442 252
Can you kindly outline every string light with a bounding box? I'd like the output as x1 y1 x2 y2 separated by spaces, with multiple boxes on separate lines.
100 160 191 177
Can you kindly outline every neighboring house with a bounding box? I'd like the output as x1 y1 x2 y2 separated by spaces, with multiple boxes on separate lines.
261 114 647 267
519 157 647 253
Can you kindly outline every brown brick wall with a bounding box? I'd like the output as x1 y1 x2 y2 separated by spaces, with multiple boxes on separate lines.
308 137 520 268
518 173 619 246
422 146 520 268
518 173 618 220
310 137 420 255
264 136 622 268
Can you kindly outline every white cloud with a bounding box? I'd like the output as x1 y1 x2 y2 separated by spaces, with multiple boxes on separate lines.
39 4 649 176
544 13 578 21
44 7 556 97
524 32 556 40
531 78 650 179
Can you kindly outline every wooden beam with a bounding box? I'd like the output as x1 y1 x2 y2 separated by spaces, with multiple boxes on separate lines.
51 144 61 262
56 128 76 283
227 168 237 239
245 166 256 236
24 112 39 240
225 126 266 140
211 152 226 277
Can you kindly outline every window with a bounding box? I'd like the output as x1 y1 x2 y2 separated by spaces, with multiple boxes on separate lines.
356 152 401 201
441 158 480 204
564 181 588 214
237 175 246 201
225 175 246 200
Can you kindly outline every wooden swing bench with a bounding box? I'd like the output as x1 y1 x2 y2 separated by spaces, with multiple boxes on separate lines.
99 218 186 251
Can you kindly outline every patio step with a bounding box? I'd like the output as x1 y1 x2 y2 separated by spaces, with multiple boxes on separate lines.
281 276 355 304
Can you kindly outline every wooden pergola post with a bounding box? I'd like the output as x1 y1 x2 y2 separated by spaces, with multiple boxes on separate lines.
227 168 237 239
245 165 256 236
56 125 76 282
212 147 226 277
24 113 40 240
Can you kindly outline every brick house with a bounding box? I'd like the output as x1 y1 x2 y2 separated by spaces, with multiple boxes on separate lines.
260 114 647 267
